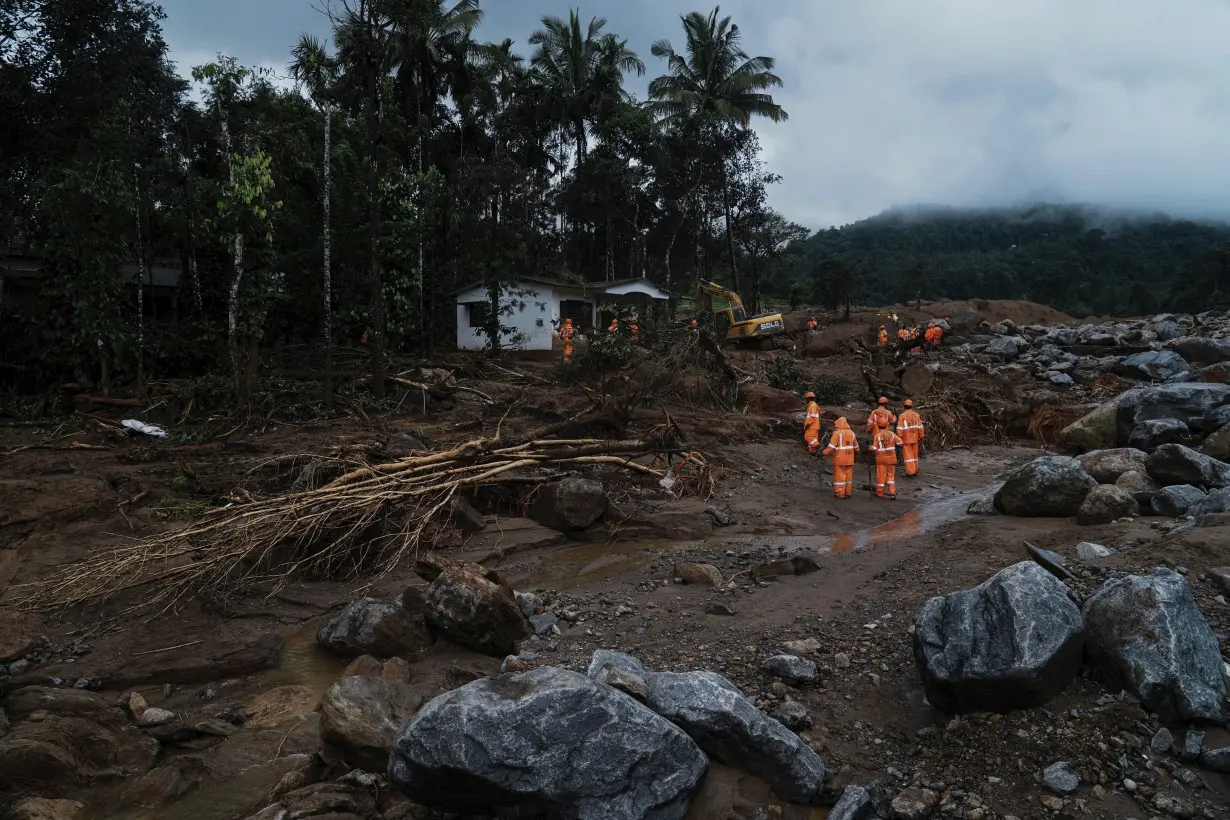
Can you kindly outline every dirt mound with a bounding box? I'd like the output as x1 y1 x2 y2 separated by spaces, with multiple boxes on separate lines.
908 299 1076 327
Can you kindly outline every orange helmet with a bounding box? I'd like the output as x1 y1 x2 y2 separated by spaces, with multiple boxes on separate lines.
877 417 889 427
877 396 888 405
904 399 913 408
804 391 816 400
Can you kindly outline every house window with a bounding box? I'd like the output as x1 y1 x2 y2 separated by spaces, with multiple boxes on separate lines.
467 302 491 328
559 300 592 330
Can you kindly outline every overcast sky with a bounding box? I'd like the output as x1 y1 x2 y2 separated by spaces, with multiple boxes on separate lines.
158 0 1230 231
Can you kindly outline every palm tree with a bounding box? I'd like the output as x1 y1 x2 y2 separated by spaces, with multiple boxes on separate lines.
332 0 395 399
528 9 644 164
391 0 483 353
289 33 338 409
648 6 786 292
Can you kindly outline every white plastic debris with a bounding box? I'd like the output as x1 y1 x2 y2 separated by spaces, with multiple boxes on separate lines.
121 419 167 438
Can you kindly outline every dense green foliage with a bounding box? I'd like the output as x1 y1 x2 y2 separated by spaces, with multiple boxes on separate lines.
796 204 1230 317
0 0 806 395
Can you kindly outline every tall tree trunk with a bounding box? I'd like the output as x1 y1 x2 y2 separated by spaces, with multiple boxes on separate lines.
417 86 427 355
722 168 739 294
132 169 145 391
229 232 246 401
218 107 246 403
181 143 204 312
323 102 334 410
367 68 385 400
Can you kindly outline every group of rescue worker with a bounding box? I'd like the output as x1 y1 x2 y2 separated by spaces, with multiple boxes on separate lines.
802 393 925 500
554 313 640 364
878 321 944 353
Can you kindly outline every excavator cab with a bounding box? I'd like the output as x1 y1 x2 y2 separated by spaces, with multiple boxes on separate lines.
695 279 784 347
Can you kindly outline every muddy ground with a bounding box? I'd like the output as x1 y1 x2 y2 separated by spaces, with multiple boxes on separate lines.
1 318 1229 820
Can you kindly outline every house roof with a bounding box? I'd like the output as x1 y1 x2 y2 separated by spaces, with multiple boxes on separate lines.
454 275 668 299
0 254 182 288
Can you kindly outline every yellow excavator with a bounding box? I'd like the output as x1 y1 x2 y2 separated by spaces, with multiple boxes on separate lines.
695 279 786 347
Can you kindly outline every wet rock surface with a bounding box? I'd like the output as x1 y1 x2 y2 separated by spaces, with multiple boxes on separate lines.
316 598 434 659
320 674 422 772
419 562 530 657
1076 484 1137 525
992 456 1097 517
528 476 609 532
1083 569 1228 724
388 666 707 820
913 562 1085 714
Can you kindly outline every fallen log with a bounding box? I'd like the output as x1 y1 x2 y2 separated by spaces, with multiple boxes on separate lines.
16 426 702 618
73 395 143 408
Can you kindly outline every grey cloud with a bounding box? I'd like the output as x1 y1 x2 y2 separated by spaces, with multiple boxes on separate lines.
156 0 1230 229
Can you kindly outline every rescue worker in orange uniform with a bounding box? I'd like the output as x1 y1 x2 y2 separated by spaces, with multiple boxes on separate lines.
558 318 575 364
866 396 896 433
896 399 925 477
803 391 822 454
690 319 698 328
878 325 888 346
822 416 859 498
609 318 619 333
869 416 904 499
807 315 818 333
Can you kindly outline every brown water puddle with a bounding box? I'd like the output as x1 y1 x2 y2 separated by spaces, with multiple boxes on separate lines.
100 754 310 820
515 488 993 591
260 615 347 703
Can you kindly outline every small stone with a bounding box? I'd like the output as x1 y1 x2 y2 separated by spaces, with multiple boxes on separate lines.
121 691 149 720
1076 542 1114 561
529 613 558 637
782 638 821 655
1150 727 1175 756
594 665 650 702
7 660 30 676
760 654 818 684
1091 785 1106 800
200 681 220 701
705 603 736 616
834 652 851 669
1042 761 1080 795
769 700 811 732
674 562 723 587
1180 730 1204 762
1123 778 1137 792
890 787 938 819
1039 795 1064 810
136 707 176 728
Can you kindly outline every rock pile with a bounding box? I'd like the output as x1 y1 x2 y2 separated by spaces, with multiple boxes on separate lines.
954 310 1230 389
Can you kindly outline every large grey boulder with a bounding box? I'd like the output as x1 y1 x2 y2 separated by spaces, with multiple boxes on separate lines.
1077 448 1148 484
320 674 421 772
1083 569 1228 724
1116 384 1230 446
986 336 1028 360
1152 321 1185 342
642 671 825 804
1191 405 1230 433
1192 487 1230 516
1118 350 1189 382
388 667 707 820
912 562 1085 714
1077 485 1138 525
1146 444 1230 489
1203 425 1230 462
1059 400 1127 452
317 598 434 659
528 477 609 532
1128 418 1192 451
420 562 531 657
829 785 878 820
1151 485 1208 517
1169 336 1230 365
1115 470 1161 506
992 456 1097 517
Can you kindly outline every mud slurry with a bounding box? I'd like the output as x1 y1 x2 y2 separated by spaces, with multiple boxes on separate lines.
1 410 1228 819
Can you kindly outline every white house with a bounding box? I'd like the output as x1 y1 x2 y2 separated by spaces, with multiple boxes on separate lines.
454 276 670 351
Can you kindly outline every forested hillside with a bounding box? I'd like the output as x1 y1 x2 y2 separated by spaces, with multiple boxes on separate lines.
0 0 804 396
794 204 1230 318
